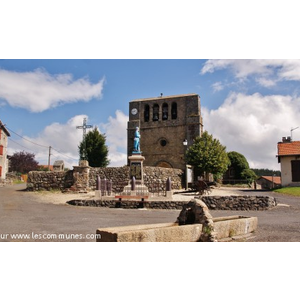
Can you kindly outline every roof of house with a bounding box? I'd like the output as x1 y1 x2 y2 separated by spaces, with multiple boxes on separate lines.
277 141 300 157
258 176 281 185
38 165 54 171
0 120 11 137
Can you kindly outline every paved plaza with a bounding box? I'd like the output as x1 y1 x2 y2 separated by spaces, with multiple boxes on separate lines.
1 184 300 242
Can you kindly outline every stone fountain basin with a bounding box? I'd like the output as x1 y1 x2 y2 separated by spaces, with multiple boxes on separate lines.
96 216 257 242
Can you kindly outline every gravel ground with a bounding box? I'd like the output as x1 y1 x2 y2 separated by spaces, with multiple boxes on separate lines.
28 186 244 204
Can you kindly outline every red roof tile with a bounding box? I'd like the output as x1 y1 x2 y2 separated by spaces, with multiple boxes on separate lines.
277 141 300 156
260 176 281 185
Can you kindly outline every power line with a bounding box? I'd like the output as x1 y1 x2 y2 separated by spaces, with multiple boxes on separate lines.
5 125 78 163
51 147 78 161
6 126 49 148
8 137 40 153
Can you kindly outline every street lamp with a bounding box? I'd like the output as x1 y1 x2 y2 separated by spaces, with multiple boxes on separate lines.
183 139 188 189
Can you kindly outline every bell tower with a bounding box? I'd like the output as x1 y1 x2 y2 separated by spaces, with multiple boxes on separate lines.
127 94 203 170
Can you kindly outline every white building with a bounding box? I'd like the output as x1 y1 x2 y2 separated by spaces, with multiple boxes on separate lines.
277 137 300 186
0 120 10 179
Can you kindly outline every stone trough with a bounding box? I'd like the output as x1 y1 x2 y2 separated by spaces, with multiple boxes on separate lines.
96 199 258 242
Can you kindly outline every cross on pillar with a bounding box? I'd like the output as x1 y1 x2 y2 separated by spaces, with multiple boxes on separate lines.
76 117 93 160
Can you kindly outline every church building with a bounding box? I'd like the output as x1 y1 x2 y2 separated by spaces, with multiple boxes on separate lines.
127 94 203 171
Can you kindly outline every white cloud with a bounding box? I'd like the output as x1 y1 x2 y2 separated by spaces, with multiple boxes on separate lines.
100 110 129 167
0 68 104 112
255 77 277 87
202 92 300 170
8 111 130 169
211 81 224 92
201 59 300 87
8 115 87 168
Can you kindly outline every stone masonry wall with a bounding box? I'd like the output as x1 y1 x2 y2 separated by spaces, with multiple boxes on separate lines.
27 170 73 191
89 166 183 193
201 195 277 210
27 166 184 192
67 195 276 211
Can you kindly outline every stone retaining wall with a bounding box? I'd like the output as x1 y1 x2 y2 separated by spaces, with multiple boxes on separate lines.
27 170 73 191
27 166 184 192
201 195 277 210
67 195 277 210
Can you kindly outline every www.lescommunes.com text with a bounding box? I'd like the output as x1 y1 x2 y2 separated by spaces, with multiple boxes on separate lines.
0 232 101 240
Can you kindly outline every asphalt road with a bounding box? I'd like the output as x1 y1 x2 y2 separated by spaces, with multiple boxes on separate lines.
1 184 300 242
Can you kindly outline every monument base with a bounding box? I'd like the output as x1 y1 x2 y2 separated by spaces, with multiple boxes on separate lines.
122 153 149 196
122 184 149 196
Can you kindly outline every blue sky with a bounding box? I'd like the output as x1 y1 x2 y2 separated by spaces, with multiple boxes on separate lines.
2 59 300 170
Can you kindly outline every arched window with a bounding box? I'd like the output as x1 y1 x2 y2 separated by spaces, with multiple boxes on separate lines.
153 104 159 121
162 103 168 120
144 105 150 122
171 102 177 119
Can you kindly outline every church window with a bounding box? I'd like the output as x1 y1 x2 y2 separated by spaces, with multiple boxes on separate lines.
160 139 167 147
153 104 159 121
144 105 150 122
171 102 177 119
162 103 168 120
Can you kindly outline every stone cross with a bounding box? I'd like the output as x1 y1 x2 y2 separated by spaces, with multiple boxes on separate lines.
76 117 93 160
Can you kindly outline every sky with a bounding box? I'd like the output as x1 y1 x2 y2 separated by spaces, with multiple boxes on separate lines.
2 0 300 292
1 59 300 171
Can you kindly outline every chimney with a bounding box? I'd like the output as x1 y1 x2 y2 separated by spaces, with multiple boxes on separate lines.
282 136 291 143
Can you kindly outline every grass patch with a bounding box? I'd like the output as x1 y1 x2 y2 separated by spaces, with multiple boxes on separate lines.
273 187 300 196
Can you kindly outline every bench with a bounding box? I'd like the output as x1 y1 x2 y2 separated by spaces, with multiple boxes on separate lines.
115 195 149 201
114 195 149 208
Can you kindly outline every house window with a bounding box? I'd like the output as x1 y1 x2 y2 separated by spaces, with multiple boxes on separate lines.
0 166 2 178
0 128 2 140
171 102 177 119
0 145 3 156
144 105 150 122
291 160 300 182
153 104 159 121
162 103 168 120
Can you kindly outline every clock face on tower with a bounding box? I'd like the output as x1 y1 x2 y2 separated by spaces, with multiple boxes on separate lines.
131 108 138 115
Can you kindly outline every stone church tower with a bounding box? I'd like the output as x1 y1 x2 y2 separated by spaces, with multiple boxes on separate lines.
127 94 203 170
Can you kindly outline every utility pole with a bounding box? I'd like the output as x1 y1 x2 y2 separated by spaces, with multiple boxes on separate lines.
76 117 93 160
48 146 52 171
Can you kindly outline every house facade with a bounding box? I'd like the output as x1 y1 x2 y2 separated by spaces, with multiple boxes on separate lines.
0 120 10 179
256 176 281 189
127 94 203 171
277 138 300 186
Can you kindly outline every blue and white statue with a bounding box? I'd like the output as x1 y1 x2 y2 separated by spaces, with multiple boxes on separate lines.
133 127 141 153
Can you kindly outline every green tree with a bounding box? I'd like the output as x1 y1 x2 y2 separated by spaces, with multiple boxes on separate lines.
241 169 257 185
251 168 281 177
185 131 230 179
78 128 109 167
227 151 250 179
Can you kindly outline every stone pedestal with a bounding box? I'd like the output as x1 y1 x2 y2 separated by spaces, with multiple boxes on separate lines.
129 153 145 184
71 160 90 192
122 153 149 196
